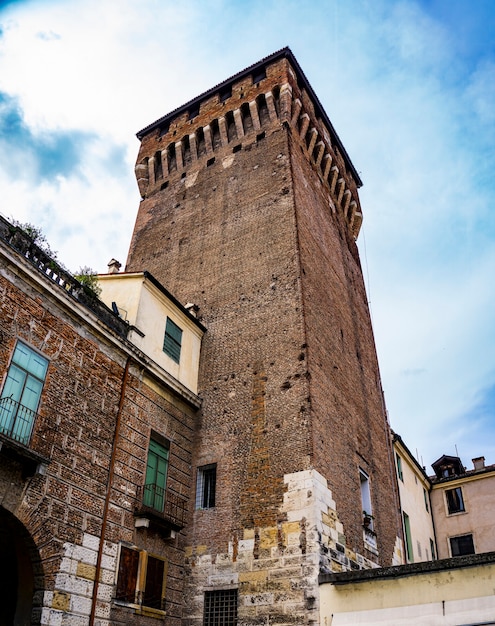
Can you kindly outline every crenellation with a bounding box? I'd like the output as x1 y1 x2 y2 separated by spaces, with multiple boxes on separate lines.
233 108 244 139
307 127 319 156
203 123 213 154
298 113 311 140
249 100 261 131
342 189 352 217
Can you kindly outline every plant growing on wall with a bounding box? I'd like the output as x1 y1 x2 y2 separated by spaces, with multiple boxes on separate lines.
74 266 102 298
12 220 58 258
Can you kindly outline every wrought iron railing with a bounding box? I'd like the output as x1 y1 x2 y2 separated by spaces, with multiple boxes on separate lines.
136 484 188 529
0 396 54 460
363 526 378 549
0 396 37 446
0 215 129 339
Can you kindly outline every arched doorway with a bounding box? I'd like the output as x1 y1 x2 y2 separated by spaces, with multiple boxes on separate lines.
0 506 43 626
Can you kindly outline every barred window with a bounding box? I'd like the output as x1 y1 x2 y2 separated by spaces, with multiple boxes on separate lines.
196 464 216 509
203 589 237 626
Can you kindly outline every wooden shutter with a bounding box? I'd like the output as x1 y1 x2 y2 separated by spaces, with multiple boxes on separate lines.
143 555 166 610
163 318 182 363
115 546 139 603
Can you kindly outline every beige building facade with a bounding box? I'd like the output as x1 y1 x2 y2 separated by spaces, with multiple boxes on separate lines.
393 433 436 563
98 269 204 398
430 454 495 559
319 552 495 625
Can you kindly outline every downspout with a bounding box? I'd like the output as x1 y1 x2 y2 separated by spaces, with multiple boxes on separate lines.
89 356 131 626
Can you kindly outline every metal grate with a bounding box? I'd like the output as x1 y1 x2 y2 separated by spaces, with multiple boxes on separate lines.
203 589 238 626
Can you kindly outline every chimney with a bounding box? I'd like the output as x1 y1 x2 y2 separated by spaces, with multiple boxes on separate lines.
107 259 122 274
472 456 485 470
185 303 199 318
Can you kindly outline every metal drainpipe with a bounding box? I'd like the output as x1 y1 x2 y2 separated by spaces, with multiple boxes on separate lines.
89 356 131 626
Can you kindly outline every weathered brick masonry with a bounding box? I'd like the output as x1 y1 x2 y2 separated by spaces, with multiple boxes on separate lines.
0 222 199 625
126 48 403 623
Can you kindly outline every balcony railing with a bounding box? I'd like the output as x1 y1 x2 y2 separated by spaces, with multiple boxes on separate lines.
0 215 129 339
0 397 54 467
363 526 378 550
0 396 37 446
135 484 188 529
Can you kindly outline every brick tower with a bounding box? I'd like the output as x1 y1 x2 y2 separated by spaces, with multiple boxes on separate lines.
126 48 402 624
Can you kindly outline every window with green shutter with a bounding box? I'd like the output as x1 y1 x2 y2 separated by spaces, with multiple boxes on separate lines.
144 438 169 512
163 317 182 363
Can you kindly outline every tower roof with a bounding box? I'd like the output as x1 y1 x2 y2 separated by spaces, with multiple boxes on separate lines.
136 47 362 187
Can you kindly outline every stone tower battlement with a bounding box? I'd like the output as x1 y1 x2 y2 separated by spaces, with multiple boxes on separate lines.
135 47 363 239
127 48 401 625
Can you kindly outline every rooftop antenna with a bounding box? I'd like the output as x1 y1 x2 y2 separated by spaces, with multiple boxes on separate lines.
455 444 459 457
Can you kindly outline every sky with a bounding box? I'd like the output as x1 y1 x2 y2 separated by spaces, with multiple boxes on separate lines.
0 0 494 471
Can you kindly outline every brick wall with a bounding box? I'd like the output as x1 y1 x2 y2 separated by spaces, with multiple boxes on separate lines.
126 50 401 623
0 249 197 625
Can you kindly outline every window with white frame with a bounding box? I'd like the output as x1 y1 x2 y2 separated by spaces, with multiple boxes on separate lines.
360 468 373 529
450 534 475 557
196 464 216 509
445 486 465 514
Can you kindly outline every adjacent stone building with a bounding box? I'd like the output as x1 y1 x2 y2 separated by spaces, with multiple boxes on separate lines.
0 216 205 625
126 47 403 624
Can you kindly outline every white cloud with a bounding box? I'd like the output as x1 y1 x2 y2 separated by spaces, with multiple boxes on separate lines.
1 0 494 468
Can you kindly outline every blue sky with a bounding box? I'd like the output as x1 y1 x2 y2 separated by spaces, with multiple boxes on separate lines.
0 0 494 470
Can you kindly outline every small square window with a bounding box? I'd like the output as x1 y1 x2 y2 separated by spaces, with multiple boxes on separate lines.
446 487 465 514
219 87 232 103
196 464 216 509
163 317 182 363
252 67 266 84
450 534 475 557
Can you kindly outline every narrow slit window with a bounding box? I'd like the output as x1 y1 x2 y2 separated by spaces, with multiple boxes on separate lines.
225 110 237 142
196 464 217 509
396 454 403 481
403 511 413 562
154 150 163 180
